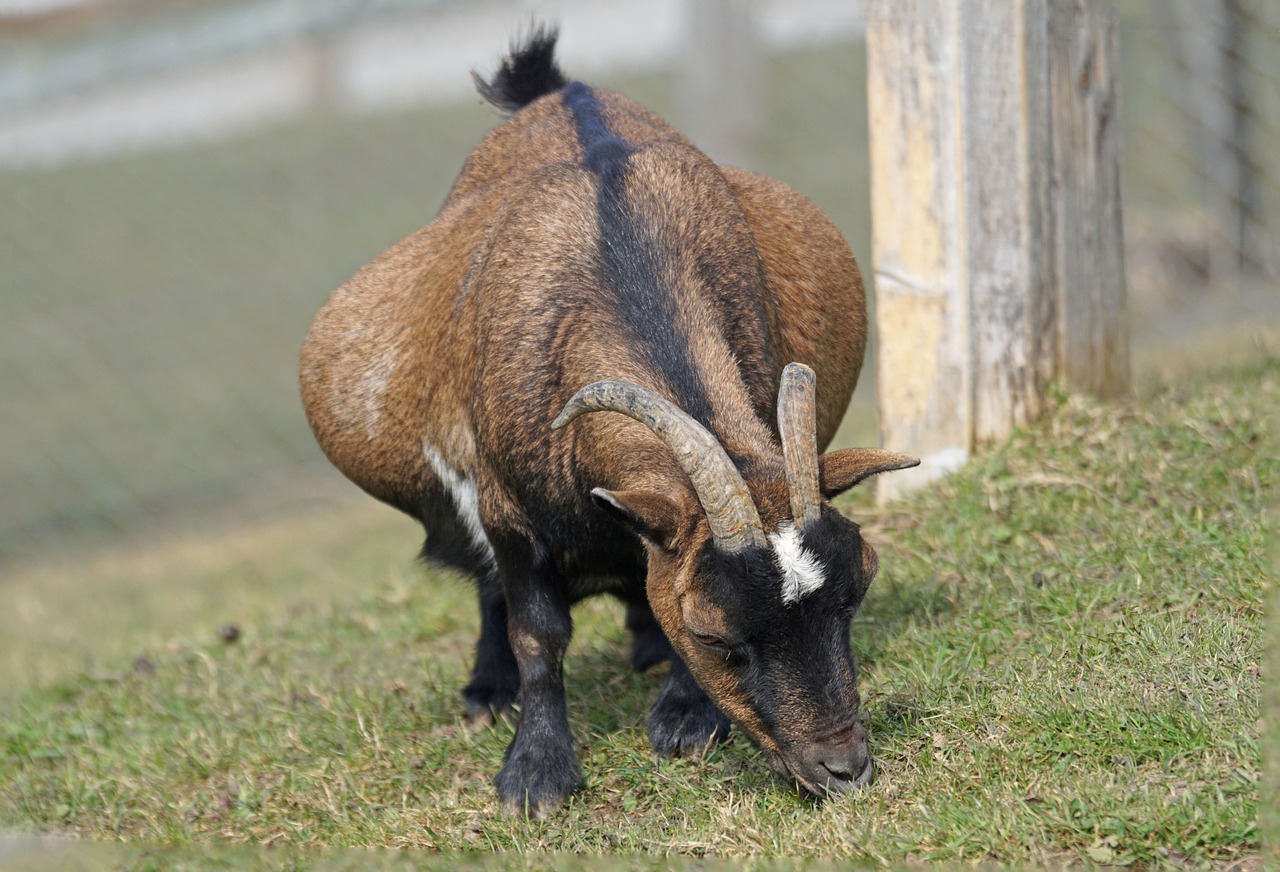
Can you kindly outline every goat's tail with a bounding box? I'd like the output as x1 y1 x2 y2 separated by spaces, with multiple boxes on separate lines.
472 24 569 113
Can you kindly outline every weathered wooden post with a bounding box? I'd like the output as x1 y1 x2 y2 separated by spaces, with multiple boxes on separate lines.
867 0 1128 500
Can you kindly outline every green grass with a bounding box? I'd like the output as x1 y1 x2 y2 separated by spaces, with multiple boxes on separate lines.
1 359 1270 866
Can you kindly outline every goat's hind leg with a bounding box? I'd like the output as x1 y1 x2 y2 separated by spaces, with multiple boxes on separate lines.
417 496 518 726
462 573 520 725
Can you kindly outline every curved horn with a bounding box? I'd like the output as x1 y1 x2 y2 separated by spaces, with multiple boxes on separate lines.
777 362 821 530
553 381 766 551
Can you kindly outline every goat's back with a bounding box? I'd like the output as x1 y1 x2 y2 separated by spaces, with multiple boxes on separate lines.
299 84 866 521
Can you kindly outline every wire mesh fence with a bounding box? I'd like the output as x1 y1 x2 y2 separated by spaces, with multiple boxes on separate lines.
1121 0 1279 300
0 0 1275 567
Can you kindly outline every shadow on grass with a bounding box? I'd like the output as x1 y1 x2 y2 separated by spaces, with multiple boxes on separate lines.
564 641 660 739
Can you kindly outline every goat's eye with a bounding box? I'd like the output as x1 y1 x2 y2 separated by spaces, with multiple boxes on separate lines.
690 631 727 650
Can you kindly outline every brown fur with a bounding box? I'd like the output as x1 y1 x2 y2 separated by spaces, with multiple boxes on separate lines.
300 88 863 521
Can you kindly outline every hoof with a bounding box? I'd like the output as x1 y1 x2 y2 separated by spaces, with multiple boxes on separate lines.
493 742 584 818
463 677 519 728
466 700 516 729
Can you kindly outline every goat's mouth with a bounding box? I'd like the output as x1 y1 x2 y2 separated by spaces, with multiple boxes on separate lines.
766 746 874 799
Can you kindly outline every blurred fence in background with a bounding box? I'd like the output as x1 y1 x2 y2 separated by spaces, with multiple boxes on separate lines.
1123 0 1279 298
0 0 1276 567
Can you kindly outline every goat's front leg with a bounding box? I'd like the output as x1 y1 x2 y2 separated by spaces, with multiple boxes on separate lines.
490 538 583 817
624 599 673 672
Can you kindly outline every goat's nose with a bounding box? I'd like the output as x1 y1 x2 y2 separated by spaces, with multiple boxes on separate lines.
807 741 873 794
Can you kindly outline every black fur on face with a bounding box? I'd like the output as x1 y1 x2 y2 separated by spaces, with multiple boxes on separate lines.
677 509 877 796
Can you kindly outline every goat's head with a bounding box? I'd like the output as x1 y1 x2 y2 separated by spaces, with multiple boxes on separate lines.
554 364 918 798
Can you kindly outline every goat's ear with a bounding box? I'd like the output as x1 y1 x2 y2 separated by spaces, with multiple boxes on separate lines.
819 449 920 499
591 488 682 550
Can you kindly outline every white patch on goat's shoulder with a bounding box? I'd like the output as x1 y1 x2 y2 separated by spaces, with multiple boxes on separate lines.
770 521 826 605
423 441 496 569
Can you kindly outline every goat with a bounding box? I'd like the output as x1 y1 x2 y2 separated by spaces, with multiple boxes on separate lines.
299 28 918 816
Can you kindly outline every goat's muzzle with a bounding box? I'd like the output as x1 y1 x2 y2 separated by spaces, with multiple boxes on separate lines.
770 723 875 799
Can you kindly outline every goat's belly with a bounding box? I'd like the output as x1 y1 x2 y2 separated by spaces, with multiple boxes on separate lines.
564 572 633 602
554 538 646 603
299 341 437 514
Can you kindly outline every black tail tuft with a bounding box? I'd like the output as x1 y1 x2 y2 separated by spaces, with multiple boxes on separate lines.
472 24 569 113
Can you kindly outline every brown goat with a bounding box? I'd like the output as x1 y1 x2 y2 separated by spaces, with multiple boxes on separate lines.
300 28 918 816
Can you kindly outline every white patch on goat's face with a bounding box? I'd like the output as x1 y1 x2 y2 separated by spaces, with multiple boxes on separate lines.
770 521 826 605
423 441 497 569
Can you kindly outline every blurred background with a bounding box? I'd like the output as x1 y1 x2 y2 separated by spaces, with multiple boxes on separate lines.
1 0 1277 572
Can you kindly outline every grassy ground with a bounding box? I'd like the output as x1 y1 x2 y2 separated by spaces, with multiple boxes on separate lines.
1 358 1270 866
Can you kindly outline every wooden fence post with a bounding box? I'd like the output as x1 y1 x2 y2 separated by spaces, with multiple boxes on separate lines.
867 0 1128 501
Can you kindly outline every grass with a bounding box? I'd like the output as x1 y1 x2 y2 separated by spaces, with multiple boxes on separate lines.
1 358 1270 866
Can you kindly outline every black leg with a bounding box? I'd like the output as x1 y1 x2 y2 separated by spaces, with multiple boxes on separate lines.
647 655 731 759
625 600 673 672
462 574 520 725
490 538 584 817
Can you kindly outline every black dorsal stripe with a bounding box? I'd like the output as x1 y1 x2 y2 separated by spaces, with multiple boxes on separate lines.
561 81 632 178
560 82 716 429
